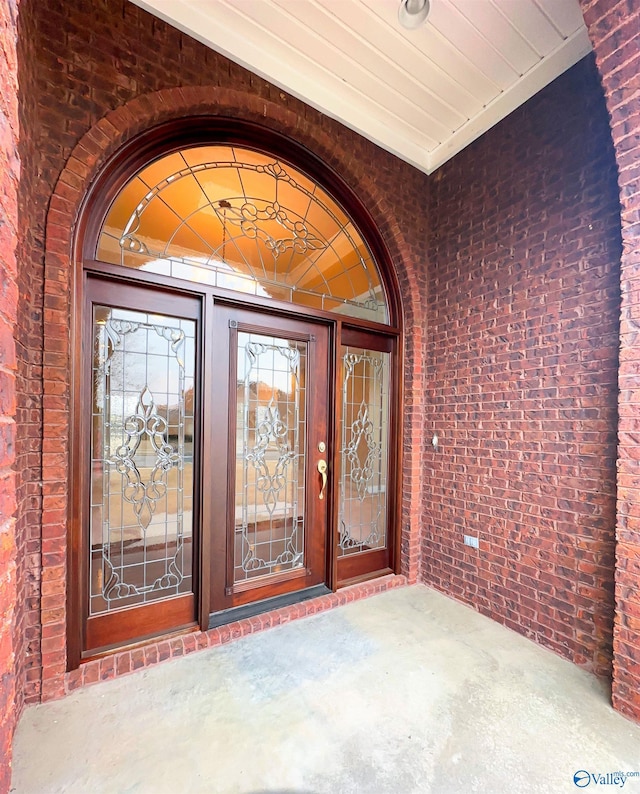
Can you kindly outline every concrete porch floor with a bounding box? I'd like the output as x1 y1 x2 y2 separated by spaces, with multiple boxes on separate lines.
11 585 640 794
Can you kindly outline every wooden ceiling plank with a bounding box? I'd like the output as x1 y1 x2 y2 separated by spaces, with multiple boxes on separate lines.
273 0 478 122
241 0 462 135
428 0 520 90
450 0 540 76
131 0 592 174
333 0 495 112
142 0 436 165
428 26 592 172
209 0 441 146
491 0 563 57
533 0 586 38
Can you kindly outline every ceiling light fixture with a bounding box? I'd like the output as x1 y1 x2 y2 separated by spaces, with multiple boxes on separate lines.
398 0 430 30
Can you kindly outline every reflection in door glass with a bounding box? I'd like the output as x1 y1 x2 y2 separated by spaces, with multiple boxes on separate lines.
339 347 390 556
89 306 195 614
235 332 307 582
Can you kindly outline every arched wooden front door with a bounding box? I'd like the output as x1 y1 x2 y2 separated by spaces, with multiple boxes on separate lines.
70 121 401 664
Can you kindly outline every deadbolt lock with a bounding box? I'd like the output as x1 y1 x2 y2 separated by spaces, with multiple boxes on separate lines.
318 441 326 453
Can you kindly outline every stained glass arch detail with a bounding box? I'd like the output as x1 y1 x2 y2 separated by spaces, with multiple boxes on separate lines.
96 145 389 323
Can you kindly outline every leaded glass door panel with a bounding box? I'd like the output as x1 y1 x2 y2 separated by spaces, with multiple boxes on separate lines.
336 329 396 586
82 279 200 656
209 305 330 615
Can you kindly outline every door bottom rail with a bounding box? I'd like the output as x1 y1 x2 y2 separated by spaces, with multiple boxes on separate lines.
208 584 331 629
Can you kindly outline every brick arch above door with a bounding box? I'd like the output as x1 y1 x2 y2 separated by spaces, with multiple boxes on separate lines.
42 86 426 699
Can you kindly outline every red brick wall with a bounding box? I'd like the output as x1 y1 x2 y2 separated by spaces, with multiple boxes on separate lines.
580 0 640 722
10 0 640 728
0 0 20 789
16 0 428 702
13 0 40 723
423 56 621 676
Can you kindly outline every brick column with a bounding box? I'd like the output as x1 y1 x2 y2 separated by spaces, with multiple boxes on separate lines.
0 0 20 789
580 0 640 721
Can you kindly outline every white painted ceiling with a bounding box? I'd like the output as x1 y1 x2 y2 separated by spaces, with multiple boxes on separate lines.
131 0 592 174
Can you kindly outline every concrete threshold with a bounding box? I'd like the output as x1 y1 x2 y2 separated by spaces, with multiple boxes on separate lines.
11 585 640 793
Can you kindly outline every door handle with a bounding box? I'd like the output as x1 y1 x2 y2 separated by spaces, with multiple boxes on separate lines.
317 459 328 500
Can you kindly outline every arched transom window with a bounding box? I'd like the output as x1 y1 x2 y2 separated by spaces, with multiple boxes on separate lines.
97 145 389 323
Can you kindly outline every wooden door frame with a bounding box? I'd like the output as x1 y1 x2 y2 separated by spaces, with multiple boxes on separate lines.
69 119 404 667
205 303 334 622
70 276 203 664
69 270 402 664
332 326 400 587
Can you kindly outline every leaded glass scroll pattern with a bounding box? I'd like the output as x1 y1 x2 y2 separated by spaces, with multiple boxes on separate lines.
90 306 195 615
235 331 307 583
338 347 390 556
96 146 388 323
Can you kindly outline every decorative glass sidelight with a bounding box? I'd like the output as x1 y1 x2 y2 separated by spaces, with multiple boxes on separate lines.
338 347 390 555
89 306 196 614
96 146 388 323
234 331 307 582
